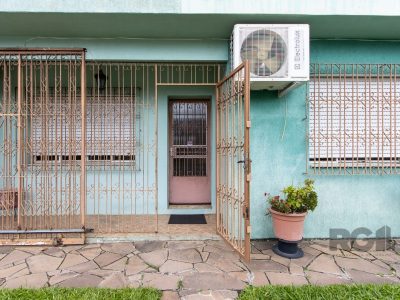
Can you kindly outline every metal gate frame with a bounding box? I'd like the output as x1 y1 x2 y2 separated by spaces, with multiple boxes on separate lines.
216 61 251 261
0 48 86 245
0 56 226 244
0 49 251 251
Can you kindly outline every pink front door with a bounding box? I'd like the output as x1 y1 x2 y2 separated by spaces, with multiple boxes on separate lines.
169 100 211 205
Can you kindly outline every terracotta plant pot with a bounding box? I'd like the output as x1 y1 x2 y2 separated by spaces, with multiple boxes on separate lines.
269 208 307 242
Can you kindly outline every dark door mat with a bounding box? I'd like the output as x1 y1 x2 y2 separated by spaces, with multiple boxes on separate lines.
168 214 207 224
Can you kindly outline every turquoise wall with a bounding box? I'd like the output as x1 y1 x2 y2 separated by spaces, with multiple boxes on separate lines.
1 35 400 237
0 37 228 62
250 40 400 239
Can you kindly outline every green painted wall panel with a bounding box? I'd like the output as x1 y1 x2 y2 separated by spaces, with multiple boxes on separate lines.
3 0 400 17
0 37 228 62
311 40 400 63
250 40 400 239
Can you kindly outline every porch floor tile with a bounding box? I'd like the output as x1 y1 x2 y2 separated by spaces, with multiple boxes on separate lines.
86 214 219 242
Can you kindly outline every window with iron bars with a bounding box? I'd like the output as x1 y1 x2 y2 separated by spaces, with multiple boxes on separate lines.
31 87 139 165
308 64 400 175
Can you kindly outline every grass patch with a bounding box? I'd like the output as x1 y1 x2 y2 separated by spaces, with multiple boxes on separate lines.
239 284 400 300
177 279 184 291
0 287 161 300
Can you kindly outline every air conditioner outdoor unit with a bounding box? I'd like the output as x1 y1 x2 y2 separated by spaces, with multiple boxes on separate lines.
232 24 310 91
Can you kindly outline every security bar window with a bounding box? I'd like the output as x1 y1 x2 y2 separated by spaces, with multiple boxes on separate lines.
86 95 138 164
308 64 400 175
31 89 138 165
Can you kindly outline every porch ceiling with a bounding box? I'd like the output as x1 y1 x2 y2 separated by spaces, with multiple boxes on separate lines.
0 13 400 40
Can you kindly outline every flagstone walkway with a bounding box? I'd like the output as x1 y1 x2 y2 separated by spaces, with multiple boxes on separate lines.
0 239 398 299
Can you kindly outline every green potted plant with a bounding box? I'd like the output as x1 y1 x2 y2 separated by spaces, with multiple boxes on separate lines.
266 179 318 258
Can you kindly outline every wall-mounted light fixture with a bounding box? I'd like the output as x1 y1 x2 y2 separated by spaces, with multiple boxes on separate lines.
94 69 107 90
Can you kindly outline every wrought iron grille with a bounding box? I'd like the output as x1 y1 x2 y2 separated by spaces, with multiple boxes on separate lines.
170 101 208 177
308 64 400 175
85 63 157 233
216 62 251 260
0 49 85 239
157 64 222 86
0 51 226 241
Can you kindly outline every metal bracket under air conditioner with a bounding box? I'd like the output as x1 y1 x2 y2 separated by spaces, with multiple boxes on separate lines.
278 81 307 98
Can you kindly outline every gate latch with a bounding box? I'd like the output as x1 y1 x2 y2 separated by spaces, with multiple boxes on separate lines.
243 206 249 219
237 158 252 170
